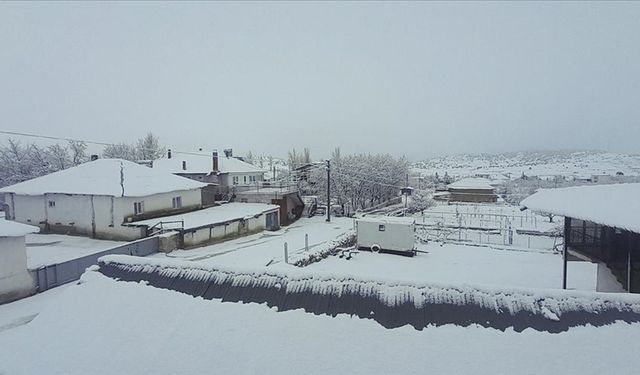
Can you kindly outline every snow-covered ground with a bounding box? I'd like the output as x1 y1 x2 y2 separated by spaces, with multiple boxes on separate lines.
1 271 638 375
413 151 640 180
305 242 596 291
25 234 126 269
151 216 354 267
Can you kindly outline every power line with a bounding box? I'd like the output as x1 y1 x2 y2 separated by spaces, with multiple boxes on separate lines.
0 130 211 157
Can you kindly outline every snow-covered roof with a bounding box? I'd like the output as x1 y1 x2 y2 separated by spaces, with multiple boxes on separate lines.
153 155 265 175
358 216 416 225
0 159 207 197
0 219 39 237
521 183 640 234
128 202 279 230
448 178 495 190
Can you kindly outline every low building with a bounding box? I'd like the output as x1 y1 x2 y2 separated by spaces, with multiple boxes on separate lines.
0 159 207 241
152 149 266 202
235 188 304 226
447 178 497 203
0 219 39 303
126 202 280 248
521 183 640 293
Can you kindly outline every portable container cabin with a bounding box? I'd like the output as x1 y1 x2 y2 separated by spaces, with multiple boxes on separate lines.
356 216 416 254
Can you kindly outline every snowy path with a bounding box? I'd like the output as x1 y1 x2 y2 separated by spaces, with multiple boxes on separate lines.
152 216 354 267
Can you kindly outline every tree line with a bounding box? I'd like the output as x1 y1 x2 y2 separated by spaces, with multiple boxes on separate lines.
0 132 165 188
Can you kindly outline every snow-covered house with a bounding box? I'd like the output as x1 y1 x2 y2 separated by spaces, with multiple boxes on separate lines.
0 219 38 303
521 183 640 293
0 159 207 241
152 149 266 201
447 178 498 203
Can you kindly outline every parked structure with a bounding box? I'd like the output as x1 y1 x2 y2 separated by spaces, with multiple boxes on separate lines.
447 178 498 203
356 216 416 255
0 159 207 241
152 149 266 202
521 183 640 293
0 219 38 303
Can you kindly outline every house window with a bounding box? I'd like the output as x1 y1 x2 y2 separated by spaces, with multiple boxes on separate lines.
378 224 385 232
243 176 247 184
172 196 182 209
134 201 144 215
48 201 56 208
249 175 256 183
233 176 239 185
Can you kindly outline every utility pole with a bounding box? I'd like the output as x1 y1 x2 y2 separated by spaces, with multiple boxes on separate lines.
326 159 331 222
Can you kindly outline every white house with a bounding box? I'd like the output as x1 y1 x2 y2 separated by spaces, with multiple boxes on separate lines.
152 149 266 199
0 219 39 303
0 159 208 241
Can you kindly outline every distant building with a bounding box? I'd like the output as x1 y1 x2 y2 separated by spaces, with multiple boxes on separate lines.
522 183 640 293
0 219 39 303
0 159 207 241
152 149 266 202
447 178 498 203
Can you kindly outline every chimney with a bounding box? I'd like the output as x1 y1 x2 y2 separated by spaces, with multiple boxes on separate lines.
182 160 187 171
90 154 99 161
212 150 219 173
167 149 172 159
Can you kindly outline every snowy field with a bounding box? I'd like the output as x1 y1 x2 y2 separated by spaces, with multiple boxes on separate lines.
413 151 640 180
25 234 126 269
1 271 638 375
305 242 596 291
151 216 354 267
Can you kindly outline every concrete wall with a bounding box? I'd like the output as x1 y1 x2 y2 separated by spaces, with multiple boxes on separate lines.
181 212 274 248
0 236 36 304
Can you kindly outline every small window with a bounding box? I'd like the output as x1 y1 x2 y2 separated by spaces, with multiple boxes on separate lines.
233 176 239 185
172 196 182 209
48 201 56 208
243 176 247 184
134 201 144 215
378 224 385 231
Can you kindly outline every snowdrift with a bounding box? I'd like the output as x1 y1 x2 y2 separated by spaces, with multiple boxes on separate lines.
97 255 640 333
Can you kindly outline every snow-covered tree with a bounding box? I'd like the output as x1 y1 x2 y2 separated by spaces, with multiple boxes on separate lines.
136 132 165 161
102 143 138 161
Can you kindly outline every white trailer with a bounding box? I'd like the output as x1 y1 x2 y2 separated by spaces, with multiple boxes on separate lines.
356 216 416 255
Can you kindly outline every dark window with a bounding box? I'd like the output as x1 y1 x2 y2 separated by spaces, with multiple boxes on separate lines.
379 224 385 231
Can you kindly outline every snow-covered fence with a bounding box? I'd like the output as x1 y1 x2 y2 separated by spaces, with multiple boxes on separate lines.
97 255 640 333
290 230 356 267
33 236 158 292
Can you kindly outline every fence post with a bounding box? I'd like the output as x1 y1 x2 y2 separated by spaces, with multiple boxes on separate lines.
305 234 309 252
284 242 289 264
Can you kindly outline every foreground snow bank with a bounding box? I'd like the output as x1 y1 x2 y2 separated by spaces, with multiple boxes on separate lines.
2 270 640 375
98 255 640 332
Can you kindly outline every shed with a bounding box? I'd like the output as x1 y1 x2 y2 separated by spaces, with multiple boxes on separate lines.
447 178 498 203
0 219 39 303
521 183 640 293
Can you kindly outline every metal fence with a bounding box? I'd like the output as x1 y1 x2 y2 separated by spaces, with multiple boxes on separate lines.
33 236 159 292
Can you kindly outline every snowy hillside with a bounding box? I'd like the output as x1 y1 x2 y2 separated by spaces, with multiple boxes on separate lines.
412 151 640 180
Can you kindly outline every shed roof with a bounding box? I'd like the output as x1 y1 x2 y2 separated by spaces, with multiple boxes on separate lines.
358 216 416 225
153 154 265 175
0 159 207 197
448 178 495 190
520 183 640 234
0 219 39 237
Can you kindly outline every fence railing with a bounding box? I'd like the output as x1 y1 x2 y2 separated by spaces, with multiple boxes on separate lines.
32 236 159 293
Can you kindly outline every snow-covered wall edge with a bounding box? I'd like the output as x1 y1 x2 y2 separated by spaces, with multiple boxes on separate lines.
290 230 356 267
97 254 640 333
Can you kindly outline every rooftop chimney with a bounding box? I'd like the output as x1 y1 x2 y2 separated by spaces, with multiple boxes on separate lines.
167 149 172 159
182 160 187 171
212 150 219 173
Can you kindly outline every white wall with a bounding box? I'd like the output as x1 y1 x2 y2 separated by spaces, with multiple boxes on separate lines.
5 188 202 241
0 236 36 303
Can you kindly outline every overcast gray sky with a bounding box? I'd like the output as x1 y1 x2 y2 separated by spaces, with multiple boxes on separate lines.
1 1 639 160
